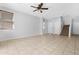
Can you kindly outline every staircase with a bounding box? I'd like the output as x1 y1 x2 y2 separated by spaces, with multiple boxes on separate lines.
61 25 70 36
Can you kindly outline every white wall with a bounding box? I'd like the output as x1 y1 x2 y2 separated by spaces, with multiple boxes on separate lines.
72 17 79 35
13 12 41 37
0 6 41 40
62 15 72 25
0 12 41 40
47 17 62 35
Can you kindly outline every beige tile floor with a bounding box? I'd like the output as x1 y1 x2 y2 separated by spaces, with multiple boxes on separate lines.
0 34 79 55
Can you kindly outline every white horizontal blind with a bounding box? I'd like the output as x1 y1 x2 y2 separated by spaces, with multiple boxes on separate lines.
0 10 13 30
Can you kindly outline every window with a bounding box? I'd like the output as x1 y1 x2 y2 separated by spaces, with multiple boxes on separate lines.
0 10 13 30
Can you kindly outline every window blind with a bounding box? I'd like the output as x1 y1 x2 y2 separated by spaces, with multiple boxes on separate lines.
0 10 13 30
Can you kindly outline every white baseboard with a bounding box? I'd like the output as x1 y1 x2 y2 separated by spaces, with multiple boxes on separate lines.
0 33 42 42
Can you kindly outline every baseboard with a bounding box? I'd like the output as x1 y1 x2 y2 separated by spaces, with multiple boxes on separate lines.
0 33 42 42
71 34 79 36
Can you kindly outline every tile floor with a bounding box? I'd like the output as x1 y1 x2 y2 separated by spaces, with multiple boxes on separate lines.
0 34 79 55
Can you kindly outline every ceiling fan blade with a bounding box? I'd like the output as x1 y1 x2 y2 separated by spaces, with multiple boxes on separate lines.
40 3 43 6
38 3 43 8
33 10 37 12
41 8 48 10
31 6 37 8
40 10 43 13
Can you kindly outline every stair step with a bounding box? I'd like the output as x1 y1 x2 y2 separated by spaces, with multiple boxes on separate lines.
61 25 69 36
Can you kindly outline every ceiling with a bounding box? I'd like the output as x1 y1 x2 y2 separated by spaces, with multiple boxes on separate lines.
0 3 79 19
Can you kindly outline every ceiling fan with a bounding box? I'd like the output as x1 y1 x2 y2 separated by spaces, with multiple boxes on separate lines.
31 3 48 13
